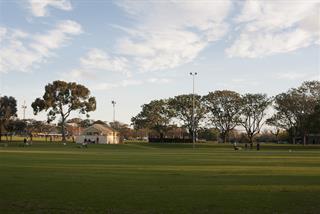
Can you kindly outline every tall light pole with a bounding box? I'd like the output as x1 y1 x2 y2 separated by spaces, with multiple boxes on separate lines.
189 72 197 148
111 100 116 144
22 100 27 120
111 100 116 122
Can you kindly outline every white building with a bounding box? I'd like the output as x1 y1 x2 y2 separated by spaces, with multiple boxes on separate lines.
76 124 120 144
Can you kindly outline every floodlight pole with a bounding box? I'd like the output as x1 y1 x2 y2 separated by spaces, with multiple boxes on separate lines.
190 72 197 148
22 100 27 120
111 100 116 143
111 100 116 122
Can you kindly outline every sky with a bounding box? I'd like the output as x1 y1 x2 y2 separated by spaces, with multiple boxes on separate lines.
0 0 319 124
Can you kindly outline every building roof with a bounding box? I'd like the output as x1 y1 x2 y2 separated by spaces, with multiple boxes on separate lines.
82 124 118 135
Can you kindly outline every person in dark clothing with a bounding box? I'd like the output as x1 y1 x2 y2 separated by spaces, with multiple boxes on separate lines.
83 138 88 148
257 142 260 151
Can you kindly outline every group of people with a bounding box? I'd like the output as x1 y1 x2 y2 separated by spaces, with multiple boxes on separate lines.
233 142 260 151
81 137 100 148
23 138 31 146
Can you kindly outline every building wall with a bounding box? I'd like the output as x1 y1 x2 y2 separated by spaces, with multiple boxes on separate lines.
76 134 120 144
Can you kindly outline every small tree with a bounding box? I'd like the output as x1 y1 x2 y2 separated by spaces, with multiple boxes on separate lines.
32 80 96 142
240 93 271 146
0 96 17 142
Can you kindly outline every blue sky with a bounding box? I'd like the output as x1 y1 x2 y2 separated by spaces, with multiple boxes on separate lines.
0 0 319 124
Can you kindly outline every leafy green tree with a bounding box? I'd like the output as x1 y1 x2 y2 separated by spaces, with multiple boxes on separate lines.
67 117 83 124
204 90 242 143
240 93 271 145
304 103 320 134
197 128 220 141
131 99 173 139
110 121 133 140
80 119 95 128
266 114 285 144
31 80 96 142
270 81 320 144
0 96 17 142
6 119 27 137
168 94 207 139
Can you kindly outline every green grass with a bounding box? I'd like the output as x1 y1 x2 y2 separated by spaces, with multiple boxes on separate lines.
0 142 319 213
2 135 74 142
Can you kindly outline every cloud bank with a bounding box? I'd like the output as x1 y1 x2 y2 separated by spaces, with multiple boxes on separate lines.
28 0 72 17
0 20 82 73
226 0 320 58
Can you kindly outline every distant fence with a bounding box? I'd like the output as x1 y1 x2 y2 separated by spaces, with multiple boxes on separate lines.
148 138 192 143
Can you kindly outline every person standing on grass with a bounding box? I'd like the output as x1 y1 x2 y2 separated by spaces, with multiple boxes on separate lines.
257 142 260 151
83 138 88 148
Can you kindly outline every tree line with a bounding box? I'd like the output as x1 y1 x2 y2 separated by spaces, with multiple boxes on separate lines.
0 80 319 144
131 81 320 145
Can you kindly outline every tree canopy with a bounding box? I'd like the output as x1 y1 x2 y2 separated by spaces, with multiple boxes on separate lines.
131 99 173 138
168 94 207 139
31 80 96 141
204 90 242 143
0 96 17 141
269 81 320 144
240 93 271 144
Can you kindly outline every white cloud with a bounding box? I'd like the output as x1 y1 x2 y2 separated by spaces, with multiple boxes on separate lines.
92 77 172 91
0 20 82 73
115 1 232 72
93 79 142 91
30 20 82 56
80 48 130 76
275 72 318 81
28 0 72 17
226 0 320 58
61 69 97 81
147 78 172 84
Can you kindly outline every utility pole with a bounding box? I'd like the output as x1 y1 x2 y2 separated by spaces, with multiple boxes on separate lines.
189 72 197 148
22 101 27 120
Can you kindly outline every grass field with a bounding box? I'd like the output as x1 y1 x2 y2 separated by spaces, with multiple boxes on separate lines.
0 142 319 213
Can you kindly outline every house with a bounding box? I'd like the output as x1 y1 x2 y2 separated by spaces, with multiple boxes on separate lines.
76 124 120 144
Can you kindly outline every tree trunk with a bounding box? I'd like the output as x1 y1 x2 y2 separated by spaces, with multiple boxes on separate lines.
248 133 254 149
222 131 229 143
160 132 164 142
61 119 66 142
188 128 193 140
0 119 2 142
